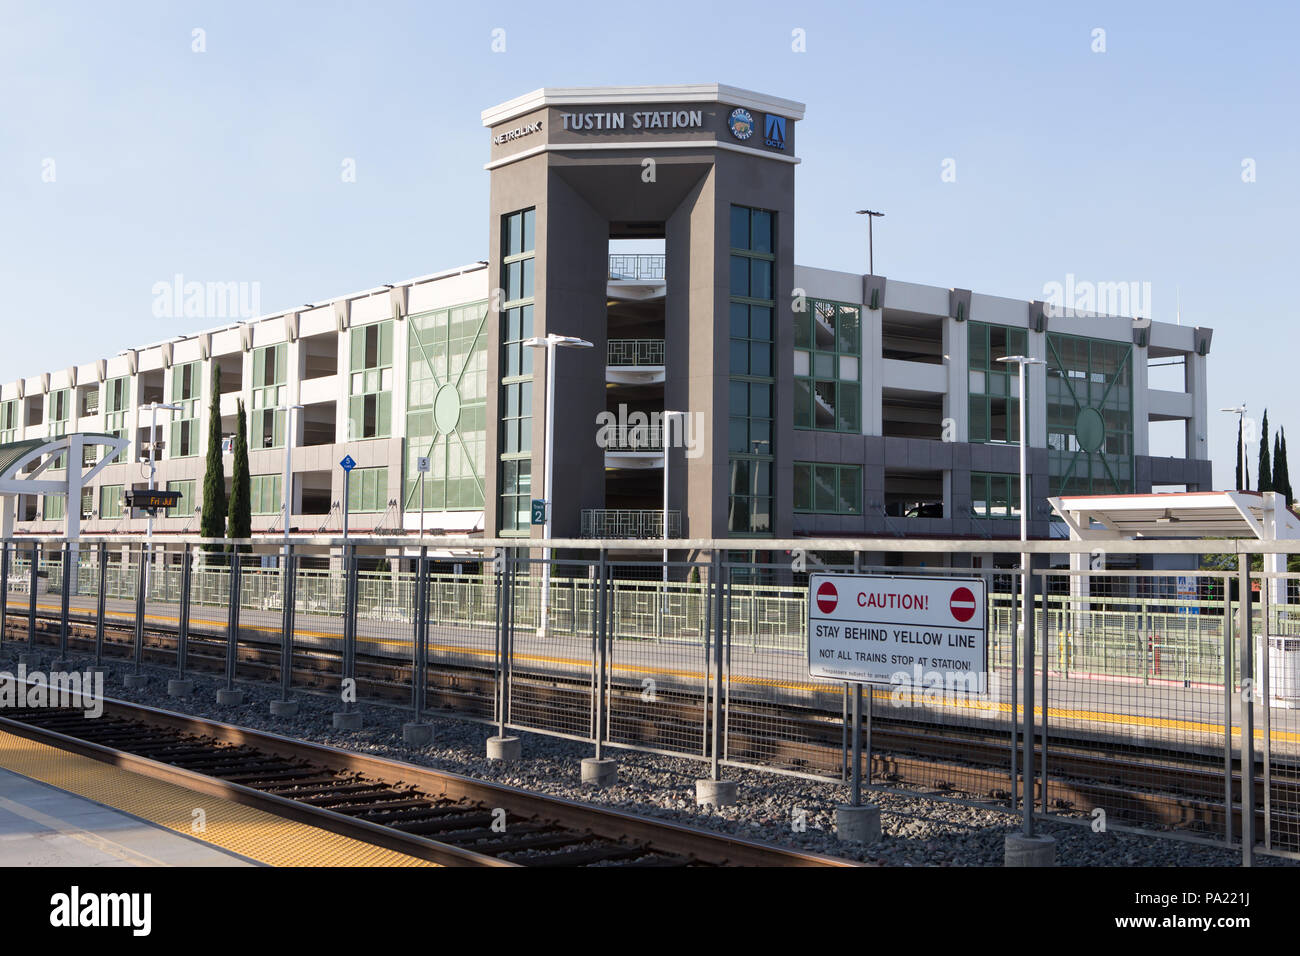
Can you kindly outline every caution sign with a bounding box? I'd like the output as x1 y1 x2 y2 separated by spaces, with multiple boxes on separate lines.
808 573 987 687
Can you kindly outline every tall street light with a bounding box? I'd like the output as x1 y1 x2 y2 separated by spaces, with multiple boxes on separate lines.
996 354 1044 844
1221 404 1247 490
855 209 885 275
524 333 593 637
277 404 305 544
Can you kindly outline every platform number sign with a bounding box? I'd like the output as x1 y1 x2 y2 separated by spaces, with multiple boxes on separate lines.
339 455 356 472
531 499 547 525
807 573 988 689
416 456 430 473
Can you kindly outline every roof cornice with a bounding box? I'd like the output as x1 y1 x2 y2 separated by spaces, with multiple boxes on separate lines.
481 84 806 127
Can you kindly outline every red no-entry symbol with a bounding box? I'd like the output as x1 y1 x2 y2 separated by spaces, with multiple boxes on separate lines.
816 581 838 614
950 586 977 623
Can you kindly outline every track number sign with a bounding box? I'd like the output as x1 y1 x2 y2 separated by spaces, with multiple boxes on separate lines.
808 574 987 687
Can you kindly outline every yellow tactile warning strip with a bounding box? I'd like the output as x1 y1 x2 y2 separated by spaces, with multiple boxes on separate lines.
0 729 435 867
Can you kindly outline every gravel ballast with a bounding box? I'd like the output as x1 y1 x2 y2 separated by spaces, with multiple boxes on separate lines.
5 648 1292 868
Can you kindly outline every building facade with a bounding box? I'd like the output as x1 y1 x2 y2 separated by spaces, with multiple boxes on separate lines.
1 85 1213 564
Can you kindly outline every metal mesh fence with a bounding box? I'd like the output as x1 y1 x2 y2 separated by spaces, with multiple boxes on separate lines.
504 553 593 739
604 559 711 757
5 532 1300 861
1258 569 1300 858
1039 569 1235 843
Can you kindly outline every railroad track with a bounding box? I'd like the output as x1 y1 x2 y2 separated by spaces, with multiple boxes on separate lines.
0 696 855 867
6 606 1298 849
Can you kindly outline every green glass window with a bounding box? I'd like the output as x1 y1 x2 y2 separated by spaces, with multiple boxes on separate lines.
99 485 124 519
794 299 861 433
728 204 776 535
168 361 202 458
498 458 532 534
406 301 488 513
793 463 862 514
166 479 196 518
498 207 536 535
47 389 71 438
349 322 394 440
346 466 388 513
970 472 1021 519
250 474 283 516
0 399 18 443
43 494 65 520
1046 333 1133 495
967 323 1027 444
251 344 287 449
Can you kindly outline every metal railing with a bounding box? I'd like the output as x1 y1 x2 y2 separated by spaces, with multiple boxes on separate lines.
580 509 680 539
608 254 664 280
602 426 665 452
606 339 665 367
5 534 1299 865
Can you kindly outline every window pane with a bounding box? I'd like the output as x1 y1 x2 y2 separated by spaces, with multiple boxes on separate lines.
793 464 811 510
749 342 771 377
814 381 836 429
839 468 862 514
729 257 749 297
730 206 749 250
749 259 772 299
793 350 809 377
814 466 835 512
793 378 811 428
729 341 749 375
729 303 749 337
837 306 860 352
751 210 772 254
749 383 771 419
838 383 860 432
729 380 748 416
728 419 748 454
794 306 810 348
521 209 535 253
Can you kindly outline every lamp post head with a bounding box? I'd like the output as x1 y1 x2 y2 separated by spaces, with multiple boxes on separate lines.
855 209 885 218
996 355 1044 367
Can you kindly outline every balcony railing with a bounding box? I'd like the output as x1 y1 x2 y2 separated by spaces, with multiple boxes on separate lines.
607 339 665 367
602 426 664 452
608 254 665 281
581 508 681 539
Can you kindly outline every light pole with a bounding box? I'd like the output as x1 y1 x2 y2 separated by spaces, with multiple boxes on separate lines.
141 401 182 599
524 333 593 637
996 354 1044 843
661 409 686 606
1221 405 1247 490
277 404 304 544
855 209 884 275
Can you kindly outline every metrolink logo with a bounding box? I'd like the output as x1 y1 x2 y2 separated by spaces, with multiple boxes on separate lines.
0 665 104 718
595 405 705 458
50 886 151 936
1042 273 1152 322
151 273 262 320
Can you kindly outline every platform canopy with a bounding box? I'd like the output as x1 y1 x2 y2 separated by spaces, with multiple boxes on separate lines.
0 433 130 539
1048 490 1300 542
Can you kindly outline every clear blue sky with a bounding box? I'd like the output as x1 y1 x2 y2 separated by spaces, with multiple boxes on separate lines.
2 0 1296 487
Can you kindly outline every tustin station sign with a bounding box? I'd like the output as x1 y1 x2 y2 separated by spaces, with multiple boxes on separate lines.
807 574 988 688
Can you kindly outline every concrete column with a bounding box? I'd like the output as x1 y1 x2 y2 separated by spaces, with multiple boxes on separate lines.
943 315 969 442
1027 331 1047 449
1131 340 1150 458
1185 351 1210 471
862 292 883 437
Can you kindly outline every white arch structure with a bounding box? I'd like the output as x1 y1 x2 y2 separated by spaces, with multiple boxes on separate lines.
0 433 130 540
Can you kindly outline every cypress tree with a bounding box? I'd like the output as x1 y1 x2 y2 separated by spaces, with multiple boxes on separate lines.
1276 428 1293 507
200 364 227 551
1258 410 1272 493
227 399 252 551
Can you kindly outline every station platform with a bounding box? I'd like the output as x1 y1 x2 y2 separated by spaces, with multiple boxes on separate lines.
0 728 435 867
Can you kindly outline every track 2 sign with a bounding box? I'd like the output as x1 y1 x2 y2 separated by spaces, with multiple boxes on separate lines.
807 573 987 688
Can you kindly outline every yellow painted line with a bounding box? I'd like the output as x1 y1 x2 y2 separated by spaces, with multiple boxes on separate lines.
25 603 1299 744
0 729 435 867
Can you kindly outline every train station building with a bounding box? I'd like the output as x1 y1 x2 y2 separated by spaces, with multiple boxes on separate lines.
0 84 1214 570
